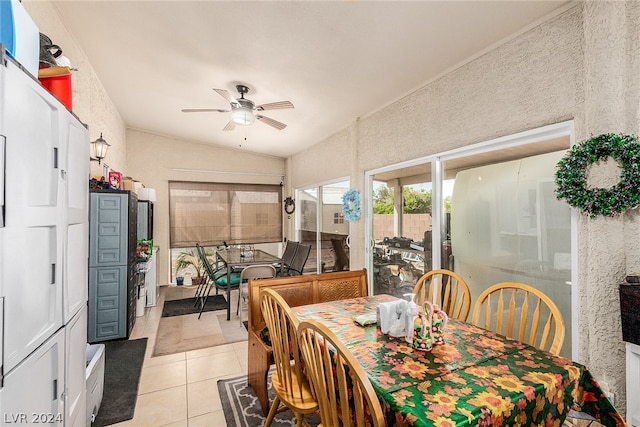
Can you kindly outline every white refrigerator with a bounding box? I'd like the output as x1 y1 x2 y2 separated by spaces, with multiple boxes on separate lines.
0 53 89 427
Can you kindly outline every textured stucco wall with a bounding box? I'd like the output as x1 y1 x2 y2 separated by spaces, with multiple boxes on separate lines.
289 124 356 189
575 1 640 415
291 5 585 277
289 2 640 415
126 129 285 285
23 0 127 178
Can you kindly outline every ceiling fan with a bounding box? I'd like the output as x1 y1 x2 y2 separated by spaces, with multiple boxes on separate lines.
182 84 294 131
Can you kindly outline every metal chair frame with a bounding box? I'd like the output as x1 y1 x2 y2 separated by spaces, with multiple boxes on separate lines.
195 243 241 319
237 264 276 325
278 241 299 276
286 243 311 276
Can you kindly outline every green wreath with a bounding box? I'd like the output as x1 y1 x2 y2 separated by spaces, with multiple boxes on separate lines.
555 133 640 218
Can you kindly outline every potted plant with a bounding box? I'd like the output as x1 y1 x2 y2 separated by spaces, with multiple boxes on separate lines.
175 247 212 286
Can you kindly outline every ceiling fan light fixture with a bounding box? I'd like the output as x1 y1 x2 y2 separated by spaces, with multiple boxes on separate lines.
230 107 255 125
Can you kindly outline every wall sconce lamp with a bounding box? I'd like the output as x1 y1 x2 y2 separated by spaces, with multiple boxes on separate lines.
90 133 110 165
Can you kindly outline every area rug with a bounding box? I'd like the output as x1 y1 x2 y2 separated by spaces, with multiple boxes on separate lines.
93 338 147 427
161 295 228 318
217 373 320 426
152 307 248 357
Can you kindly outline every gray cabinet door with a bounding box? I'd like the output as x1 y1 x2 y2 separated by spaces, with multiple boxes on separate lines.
88 266 127 342
89 193 128 267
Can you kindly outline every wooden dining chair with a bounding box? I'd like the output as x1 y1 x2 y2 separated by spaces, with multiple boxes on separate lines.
237 264 276 325
413 269 471 321
260 288 318 427
298 319 386 427
471 282 565 356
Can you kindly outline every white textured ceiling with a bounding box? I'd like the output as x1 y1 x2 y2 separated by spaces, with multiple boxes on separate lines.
52 1 569 158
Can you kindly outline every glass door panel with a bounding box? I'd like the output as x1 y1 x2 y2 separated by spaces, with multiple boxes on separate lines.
320 182 350 272
299 189 318 274
446 150 572 358
371 163 432 297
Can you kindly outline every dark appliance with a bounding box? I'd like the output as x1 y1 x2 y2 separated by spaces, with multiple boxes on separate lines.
137 200 154 240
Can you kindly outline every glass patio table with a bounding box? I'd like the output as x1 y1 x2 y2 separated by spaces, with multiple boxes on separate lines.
293 295 625 426
216 248 281 320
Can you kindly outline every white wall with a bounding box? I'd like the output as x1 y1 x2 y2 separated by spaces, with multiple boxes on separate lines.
125 128 285 285
289 2 640 415
23 0 127 178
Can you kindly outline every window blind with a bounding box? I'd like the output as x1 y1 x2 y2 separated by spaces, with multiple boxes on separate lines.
169 181 282 247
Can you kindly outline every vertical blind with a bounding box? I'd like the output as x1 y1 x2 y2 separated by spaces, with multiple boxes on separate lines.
169 181 282 247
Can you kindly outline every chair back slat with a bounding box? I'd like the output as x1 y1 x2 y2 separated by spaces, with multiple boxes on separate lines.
539 312 554 350
497 291 505 333
526 298 540 344
471 282 565 356
509 289 518 339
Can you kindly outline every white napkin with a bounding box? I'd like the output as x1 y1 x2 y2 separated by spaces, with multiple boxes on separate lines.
378 300 408 337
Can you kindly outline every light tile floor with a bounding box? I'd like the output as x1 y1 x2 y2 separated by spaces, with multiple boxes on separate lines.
109 286 248 427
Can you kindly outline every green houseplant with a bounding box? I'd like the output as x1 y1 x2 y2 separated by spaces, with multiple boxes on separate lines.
175 247 212 286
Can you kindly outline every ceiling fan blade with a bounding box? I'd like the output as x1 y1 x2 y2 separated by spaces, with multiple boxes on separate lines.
256 115 287 130
213 88 240 107
256 100 294 111
223 120 236 131
181 108 230 113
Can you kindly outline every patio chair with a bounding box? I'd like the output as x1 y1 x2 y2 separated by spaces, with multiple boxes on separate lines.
236 264 276 326
194 243 213 301
277 240 299 276
412 269 471 321
471 282 565 356
284 243 311 276
260 288 318 427
298 319 385 427
196 244 242 319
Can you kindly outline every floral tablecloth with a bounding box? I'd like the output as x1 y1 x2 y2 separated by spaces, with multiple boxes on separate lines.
293 295 626 427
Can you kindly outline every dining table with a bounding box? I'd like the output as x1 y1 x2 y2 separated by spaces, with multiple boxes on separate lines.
292 294 626 426
215 248 281 320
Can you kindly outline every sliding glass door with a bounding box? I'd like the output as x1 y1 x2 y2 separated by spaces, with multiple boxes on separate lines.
296 180 350 274
366 122 576 358
371 166 434 297
445 150 572 357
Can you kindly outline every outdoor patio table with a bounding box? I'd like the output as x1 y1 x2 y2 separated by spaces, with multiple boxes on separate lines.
216 248 281 320
293 295 625 426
